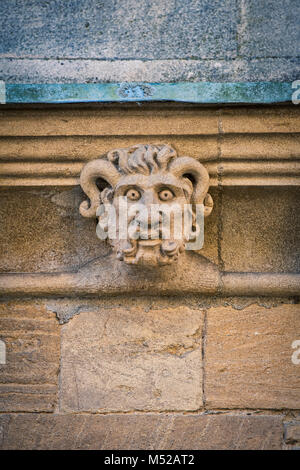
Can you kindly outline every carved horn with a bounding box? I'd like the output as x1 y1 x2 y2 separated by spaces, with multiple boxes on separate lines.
169 157 210 205
79 159 121 218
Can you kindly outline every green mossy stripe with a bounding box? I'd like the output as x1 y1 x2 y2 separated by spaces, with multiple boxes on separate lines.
4 82 294 104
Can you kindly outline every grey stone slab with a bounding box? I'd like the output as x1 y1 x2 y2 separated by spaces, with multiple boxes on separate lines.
239 0 300 58
1 58 300 83
0 0 238 59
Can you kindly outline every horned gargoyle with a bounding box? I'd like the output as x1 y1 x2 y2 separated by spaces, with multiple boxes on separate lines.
79 144 213 267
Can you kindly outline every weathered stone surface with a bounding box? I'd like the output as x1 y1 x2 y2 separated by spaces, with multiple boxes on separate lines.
0 415 10 448
284 420 300 448
0 187 109 272
221 107 300 135
0 252 221 297
1 105 298 138
0 106 220 136
61 306 203 412
221 187 300 273
0 301 60 412
239 0 300 58
0 135 219 162
1 58 300 83
206 304 300 409
0 1 299 84
0 413 283 450
0 0 237 60
221 134 300 160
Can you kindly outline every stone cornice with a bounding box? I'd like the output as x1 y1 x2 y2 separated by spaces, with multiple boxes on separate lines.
0 104 299 187
0 270 298 297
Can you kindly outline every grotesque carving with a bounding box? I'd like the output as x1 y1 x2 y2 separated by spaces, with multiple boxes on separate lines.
79 144 213 267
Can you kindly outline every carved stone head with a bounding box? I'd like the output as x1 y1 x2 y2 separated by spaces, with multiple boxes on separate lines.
79 144 213 267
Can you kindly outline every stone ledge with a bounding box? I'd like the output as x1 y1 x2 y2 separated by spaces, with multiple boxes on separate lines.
1 159 300 187
1 58 299 83
0 269 299 298
1 82 295 104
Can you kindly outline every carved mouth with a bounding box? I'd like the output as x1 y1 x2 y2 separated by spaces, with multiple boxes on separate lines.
138 239 162 246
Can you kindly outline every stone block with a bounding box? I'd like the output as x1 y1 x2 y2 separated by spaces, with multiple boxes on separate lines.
239 0 300 57
61 306 204 412
284 420 300 447
221 187 300 273
0 0 237 59
0 301 60 412
0 187 109 272
0 415 10 448
0 413 283 450
206 304 300 409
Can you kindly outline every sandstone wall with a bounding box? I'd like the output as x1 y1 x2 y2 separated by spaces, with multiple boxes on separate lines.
0 103 299 449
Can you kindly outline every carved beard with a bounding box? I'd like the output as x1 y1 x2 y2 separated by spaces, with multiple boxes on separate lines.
97 205 186 267
114 237 186 267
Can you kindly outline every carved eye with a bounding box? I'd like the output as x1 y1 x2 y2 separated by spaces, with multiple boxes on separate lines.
125 188 141 201
158 189 174 201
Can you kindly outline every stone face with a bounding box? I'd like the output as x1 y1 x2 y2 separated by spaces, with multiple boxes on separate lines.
239 0 300 58
61 306 203 412
0 413 283 450
221 187 300 273
0 302 60 412
0 0 237 59
206 304 300 410
79 144 214 268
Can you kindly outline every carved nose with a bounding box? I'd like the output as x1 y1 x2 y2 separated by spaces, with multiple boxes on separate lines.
142 192 156 226
148 211 160 229
142 191 155 206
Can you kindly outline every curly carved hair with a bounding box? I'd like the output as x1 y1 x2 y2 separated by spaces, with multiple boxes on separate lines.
106 144 177 175
79 143 212 218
